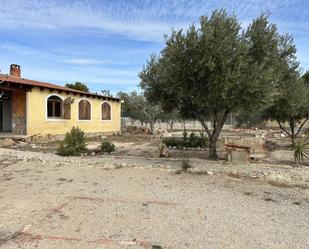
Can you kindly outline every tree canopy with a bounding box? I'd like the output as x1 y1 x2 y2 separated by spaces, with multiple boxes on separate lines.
65 82 89 92
303 71 309 87
117 91 165 133
263 50 309 144
263 79 309 144
139 10 296 159
101 90 113 97
116 91 141 115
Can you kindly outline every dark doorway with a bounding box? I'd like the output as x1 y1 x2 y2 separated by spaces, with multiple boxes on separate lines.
0 101 3 131
0 92 12 132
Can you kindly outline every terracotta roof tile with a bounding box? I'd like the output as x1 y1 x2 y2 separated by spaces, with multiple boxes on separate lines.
0 74 120 101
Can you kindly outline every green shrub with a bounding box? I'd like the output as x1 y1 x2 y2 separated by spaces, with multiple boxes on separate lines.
57 127 88 156
188 132 201 147
199 131 208 148
183 130 188 145
101 139 116 153
180 159 191 172
163 132 208 149
162 137 183 148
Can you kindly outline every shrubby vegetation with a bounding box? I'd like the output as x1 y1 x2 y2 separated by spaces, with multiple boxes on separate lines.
57 127 116 156
101 139 116 153
180 159 192 172
57 127 88 156
163 131 208 149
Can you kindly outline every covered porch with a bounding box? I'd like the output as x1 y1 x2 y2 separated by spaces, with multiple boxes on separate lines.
0 87 27 136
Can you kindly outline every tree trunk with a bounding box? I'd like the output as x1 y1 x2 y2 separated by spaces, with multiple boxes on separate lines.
199 112 228 160
208 137 218 160
168 120 174 132
289 119 296 146
291 135 296 147
149 122 155 134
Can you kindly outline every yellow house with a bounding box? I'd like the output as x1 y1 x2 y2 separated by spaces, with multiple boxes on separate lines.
0 64 121 137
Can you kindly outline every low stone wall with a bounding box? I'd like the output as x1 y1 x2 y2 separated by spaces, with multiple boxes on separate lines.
218 135 266 154
21 131 121 143
0 131 121 146
0 138 16 146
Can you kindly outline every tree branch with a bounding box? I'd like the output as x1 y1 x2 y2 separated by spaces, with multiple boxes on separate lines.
199 119 212 138
212 109 230 139
277 120 291 136
295 118 309 137
142 107 152 120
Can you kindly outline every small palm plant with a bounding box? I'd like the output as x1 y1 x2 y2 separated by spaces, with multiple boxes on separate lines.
293 139 309 165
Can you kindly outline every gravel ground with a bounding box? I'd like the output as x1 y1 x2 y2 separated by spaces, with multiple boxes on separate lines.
1 148 309 188
0 150 309 248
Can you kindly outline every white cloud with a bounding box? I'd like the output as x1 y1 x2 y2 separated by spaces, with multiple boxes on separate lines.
0 0 183 41
0 42 41 56
0 0 307 42
60 58 110 65
24 66 138 85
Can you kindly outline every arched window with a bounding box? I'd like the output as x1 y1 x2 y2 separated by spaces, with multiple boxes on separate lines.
78 99 91 120
47 95 62 118
101 102 111 120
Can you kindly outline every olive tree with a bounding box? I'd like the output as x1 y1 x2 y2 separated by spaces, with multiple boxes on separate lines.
264 80 309 145
263 47 309 145
140 10 290 159
117 91 164 133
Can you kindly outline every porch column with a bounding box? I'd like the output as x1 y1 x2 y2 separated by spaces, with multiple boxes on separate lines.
12 90 27 135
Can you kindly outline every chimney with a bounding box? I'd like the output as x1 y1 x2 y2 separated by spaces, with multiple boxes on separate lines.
10 64 21 77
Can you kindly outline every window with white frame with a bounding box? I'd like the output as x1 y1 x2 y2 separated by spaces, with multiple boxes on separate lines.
78 99 91 120
47 95 62 118
101 102 111 120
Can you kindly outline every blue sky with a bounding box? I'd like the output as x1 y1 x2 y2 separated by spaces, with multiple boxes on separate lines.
0 0 308 94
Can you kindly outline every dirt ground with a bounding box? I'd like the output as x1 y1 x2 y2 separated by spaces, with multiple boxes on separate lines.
7 134 216 160
1 152 309 249
1 130 309 248
6 132 302 163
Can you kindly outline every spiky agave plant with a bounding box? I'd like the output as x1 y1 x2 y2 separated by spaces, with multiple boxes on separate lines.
293 139 309 165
